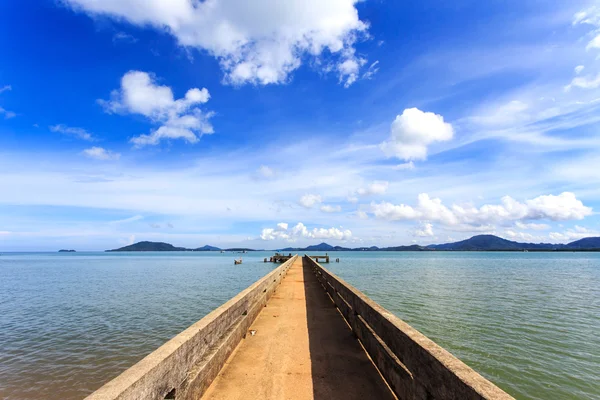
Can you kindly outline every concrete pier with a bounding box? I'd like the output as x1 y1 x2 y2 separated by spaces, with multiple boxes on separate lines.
202 256 392 399
86 256 514 400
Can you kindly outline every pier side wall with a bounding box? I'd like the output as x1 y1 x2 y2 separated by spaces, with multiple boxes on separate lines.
85 255 298 400
303 255 514 400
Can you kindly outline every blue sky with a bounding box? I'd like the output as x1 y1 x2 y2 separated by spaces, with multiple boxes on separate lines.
1 0 600 251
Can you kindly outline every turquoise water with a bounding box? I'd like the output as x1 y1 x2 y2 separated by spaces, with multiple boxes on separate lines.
0 252 599 399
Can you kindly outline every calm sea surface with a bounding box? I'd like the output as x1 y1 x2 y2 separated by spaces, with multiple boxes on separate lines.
0 252 599 400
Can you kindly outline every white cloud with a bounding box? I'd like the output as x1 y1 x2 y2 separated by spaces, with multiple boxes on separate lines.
356 181 388 196
257 165 275 178
260 222 351 241
515 221 550 231
320 204 342 213
0 85 11 94
565 73 600 91
63 0 370 87
371 201 421 221
575 65 585 74
110 215 144 224
113 32 138 43
549 226 600 241
392 161 415 171
82 147 121 161
299 194 322 208
587 33 600 50
371 192 592 228
98 71 214 146
471 100 530 127
503 230 540 242
573 7 600 51
573 7 600 26
380 108 454 161
0 107 16 119
50 124 95 141
355 210 368 220
362 60 380 80
413 222 434 237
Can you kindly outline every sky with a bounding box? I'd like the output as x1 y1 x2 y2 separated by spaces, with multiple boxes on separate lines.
2 0 600 251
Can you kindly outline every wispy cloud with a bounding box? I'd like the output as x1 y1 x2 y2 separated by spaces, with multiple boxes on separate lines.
50 124 95 141
82 147 120 161
109 215 144 225
112 32 137 43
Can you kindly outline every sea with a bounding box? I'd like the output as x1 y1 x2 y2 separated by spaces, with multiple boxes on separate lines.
0 251 598 400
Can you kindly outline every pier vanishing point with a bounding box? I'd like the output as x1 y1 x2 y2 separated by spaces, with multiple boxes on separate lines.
86 255 514 400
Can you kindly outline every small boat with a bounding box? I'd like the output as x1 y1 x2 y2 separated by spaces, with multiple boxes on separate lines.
234 258 242 265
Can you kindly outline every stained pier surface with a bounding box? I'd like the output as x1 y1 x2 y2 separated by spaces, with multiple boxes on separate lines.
202 257 394 400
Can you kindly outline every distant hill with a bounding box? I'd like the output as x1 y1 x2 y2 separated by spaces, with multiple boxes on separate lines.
107 241 188 252
428 235 560 251
194 245 221 251
105 235 600 253
305 242 337 251
381 245 429 251
564 237 600 250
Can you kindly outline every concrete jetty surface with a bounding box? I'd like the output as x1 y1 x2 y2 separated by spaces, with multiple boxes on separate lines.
86 255 514 400
202 256 394 399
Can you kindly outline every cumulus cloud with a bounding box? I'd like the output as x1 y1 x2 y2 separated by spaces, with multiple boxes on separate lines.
515 221 550 231
414 222 434 237
82 146 121 161
380 108 454 161
260 222 352 241
50 124 95 141
356 181 388 196
549 226 599 241
371 192 592 229
63 0 370 87
299 194 322 208
320 204 342 213
503 230 540 242
98 71 214 146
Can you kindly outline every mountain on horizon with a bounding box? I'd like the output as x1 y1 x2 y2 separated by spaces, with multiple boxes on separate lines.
107 241 188 252
194 245 221 251
562 237 600 249
427 234 600 251
106 235 600 252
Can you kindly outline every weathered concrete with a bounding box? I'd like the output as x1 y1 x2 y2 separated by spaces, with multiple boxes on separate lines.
85 256 297 400
202 256 394 400
86 255 514 400
305 256 514 400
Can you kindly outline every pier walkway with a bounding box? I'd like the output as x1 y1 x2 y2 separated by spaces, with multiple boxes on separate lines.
202 257 393 400
86 255 513 400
